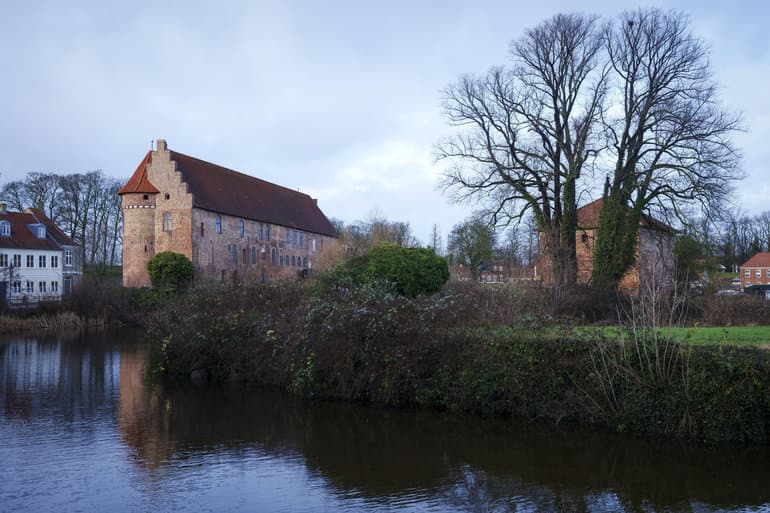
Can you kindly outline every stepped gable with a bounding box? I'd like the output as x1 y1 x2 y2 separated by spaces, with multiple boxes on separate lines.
169 150 337 238
118 151 160 195
577 198 674 232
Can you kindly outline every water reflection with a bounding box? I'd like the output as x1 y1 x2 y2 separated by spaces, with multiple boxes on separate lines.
1 333 769 513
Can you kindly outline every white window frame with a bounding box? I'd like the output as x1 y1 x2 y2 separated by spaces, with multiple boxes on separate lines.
0 221 10 236
64 250 73 267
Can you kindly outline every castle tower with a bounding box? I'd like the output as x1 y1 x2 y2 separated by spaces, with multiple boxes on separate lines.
118 151 159 287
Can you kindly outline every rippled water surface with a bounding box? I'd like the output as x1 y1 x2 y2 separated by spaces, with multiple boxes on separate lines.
1 331 769 513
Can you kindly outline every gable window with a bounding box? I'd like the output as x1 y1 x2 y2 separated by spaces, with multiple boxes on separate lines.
39 255 46 268
51 255 59 268
64 250 73 266
36 225 46 238
13 254 21 267
0 221 10 236
26 255 34 268
0 254 6 267
239 219 245 238
215 215 222 234
162 212 172 231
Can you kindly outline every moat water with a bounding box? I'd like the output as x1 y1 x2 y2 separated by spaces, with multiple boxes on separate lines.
1 330 769 513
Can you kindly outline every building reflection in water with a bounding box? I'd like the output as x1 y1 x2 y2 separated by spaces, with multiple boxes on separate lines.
2 333 770 513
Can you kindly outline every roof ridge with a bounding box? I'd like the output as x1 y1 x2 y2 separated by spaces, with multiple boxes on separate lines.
171 150 313 199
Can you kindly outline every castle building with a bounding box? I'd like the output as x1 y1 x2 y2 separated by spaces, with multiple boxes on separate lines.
540 198 675 294
119 140 337 287
0 205 83 304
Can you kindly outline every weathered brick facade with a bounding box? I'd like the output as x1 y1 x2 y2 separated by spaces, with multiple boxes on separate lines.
540 199 675 294
120 140 337 287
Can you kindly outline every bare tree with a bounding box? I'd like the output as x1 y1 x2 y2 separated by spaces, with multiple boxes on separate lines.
447 214 496 280
592 9 743 288
429 224 444 256
438 13 606 305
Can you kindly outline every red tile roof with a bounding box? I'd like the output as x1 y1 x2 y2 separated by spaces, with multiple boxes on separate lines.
577 198 674 232
118 151 160 195
741 252 770 268
121 146 337 237
26 208 78 247
0 209 75 251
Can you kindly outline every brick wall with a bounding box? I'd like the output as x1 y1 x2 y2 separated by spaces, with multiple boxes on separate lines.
122 141 338 287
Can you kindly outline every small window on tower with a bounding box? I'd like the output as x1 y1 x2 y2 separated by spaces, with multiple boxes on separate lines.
143 194 149 200
165 193 170 200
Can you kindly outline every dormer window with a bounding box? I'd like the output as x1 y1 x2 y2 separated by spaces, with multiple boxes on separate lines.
28 223 45 238
0 221 9 237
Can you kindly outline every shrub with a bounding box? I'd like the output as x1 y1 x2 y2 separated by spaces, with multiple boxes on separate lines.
147 251 193 292
327 244 448 298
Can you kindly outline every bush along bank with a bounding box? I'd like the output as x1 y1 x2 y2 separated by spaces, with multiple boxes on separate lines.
147 280 770 445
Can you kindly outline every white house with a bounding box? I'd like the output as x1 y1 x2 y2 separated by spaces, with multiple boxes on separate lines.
0 204 82 305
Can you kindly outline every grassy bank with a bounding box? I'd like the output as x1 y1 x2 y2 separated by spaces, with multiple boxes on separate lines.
146 280 770 445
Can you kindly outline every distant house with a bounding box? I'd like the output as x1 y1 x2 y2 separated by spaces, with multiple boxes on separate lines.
0 204 83 305
540 198 676 294
739 253 770 292
119 140 338 287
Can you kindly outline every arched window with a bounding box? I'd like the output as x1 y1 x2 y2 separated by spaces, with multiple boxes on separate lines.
238 219 245 238
215 215 222 234
271 248 276 265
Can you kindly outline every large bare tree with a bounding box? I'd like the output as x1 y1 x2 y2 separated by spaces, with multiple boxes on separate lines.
592 9 743 288
438 13 606 304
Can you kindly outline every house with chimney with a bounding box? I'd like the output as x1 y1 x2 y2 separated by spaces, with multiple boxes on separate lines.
119 140 338 287
0 204 83 305
540 198 676 294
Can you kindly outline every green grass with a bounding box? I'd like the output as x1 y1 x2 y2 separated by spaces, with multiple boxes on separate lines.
573 325 770 347
481 324 770 347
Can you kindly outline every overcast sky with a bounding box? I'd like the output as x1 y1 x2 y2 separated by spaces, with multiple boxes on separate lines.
1 0 767 245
